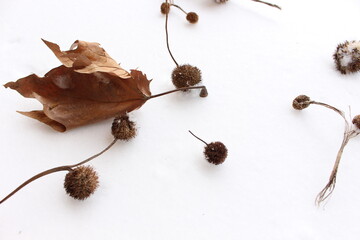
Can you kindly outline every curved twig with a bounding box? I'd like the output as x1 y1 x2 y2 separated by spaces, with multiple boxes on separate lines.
0 139 118 204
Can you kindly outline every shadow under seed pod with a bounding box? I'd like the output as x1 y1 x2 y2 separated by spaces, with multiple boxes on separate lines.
189 130 228 165
64 166 99 200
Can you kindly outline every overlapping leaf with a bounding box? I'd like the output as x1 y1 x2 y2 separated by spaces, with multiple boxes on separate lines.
4 40 151 132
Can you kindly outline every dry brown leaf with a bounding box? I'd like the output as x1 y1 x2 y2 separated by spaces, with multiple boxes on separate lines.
42 39 131 78
4 40 151 132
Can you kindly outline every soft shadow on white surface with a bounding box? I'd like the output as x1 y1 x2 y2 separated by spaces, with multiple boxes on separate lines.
1 0 360 239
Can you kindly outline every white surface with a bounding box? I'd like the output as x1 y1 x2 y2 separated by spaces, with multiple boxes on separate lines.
1 0 360 239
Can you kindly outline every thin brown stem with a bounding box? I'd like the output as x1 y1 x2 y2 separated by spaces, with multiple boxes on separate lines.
165 0 179 67
0 139 118 204
0 166 72 204
170 4 187 14
251 0 281 10
310 100 360 206
148 86 207 99
315 130 358 205
189 130 208 146
70 138 117 168
310 101 346 122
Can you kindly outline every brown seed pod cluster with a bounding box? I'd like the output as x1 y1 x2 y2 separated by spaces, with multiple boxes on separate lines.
333 40 360 74
161 1 203 91
64 166 99 200
160 1 199 24
112 114 137 141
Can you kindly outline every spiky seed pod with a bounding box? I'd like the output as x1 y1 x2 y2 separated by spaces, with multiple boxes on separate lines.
352 115 360 129
64 166 99 200
172 64 202 90
215 0 229 3
111 115 136 140
161 2 170 14
293 95 311 110
333 40 360 74
204 142 228 165
186 12 199 24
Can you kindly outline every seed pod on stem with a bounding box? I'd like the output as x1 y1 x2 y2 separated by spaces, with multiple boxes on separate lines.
189 130 228 165
64 166 99 200
112 114 136 141
0 132 119 204
163 0 203 91
292 95 360 206
215 0 281 10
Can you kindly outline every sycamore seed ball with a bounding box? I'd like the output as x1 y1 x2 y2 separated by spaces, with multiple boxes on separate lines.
161 2 170 14
352 115 360 129
333 40 360 74
204 142 228 165
186 12 199 24
64 166 99 200
171 64 202 89
293 95 311 110
111 115 137 141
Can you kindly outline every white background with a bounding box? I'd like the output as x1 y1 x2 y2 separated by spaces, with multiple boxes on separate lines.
1 0 360 239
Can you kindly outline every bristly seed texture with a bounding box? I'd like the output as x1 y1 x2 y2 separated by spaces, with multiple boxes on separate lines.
333 40 360 74
161 2 170 14
205 142 228 165
352 115 360 129
172 64 202 90
292 95 311 110
64 166 99 200
111 114 136 141
186 12 199 24
189 130 228 165
292 95 360 206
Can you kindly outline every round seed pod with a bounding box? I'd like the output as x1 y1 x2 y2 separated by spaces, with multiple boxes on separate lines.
186 12 199 24
172 64 202 89
293 95 311 110
204 142 228 165
333 40 360 74
352 115 360 129
111 115 136 140
161 2 170 14
64 166 99 200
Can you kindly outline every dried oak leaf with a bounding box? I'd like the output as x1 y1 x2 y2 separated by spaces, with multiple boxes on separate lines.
4 40 151 132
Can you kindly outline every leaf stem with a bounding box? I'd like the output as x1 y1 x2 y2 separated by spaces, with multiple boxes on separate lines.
309 100 360 206
251 0 281 10
170 4 187 14
148 86 207 99
189 130 208 145
0 139 117 204
165 0 179 67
